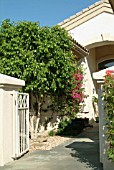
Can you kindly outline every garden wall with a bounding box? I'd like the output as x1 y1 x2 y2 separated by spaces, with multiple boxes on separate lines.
0 74 25 166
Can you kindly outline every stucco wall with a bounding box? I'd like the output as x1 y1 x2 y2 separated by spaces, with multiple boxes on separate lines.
0 89 4 166
0 88 16 166
0 74 25 166
77 49 97 121
69 12 114 47
68 11 114 122
2 90 13 166
30 94 61 133
96 45 114 64
93 66 114 170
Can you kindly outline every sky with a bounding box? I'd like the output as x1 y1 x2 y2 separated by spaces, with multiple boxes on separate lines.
0 0 99 27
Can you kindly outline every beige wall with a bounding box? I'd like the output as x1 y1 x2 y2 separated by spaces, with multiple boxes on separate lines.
68 11 114 121
0 74 25 166
0 89 3 166
96 45 114 66
0 88 15 166
30 94 61 133
77 48 97 121
82 45 114 121
93 67 114 170
0 89 14 166
69 12 114 47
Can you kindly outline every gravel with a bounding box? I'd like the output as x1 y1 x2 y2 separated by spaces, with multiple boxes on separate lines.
29 135 71 152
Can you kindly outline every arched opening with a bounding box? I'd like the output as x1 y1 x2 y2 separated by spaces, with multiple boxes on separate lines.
98 59 114 70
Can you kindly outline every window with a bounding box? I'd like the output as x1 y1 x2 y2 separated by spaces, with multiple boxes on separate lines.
98 59 114 70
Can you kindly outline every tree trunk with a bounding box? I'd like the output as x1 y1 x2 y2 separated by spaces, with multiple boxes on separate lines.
30 115 35 139
30 94 41 139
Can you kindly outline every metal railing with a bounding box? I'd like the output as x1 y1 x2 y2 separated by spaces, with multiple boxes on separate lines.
13 92 29 158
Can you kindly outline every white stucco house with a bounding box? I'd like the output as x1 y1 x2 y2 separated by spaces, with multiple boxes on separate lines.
58 0 114 122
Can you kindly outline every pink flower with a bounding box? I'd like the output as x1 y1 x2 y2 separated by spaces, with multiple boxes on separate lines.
75 73 84 81
77 83 82 88
106 70 114 77
71 71 84 102
72 91 83 101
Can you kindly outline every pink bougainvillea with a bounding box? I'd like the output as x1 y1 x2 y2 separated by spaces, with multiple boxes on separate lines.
72 72 84 81
103 69 114 161
69 68 88 115
71 70 84 104
72 91 83 101
75 73 84 81
104 70 114 82
106 70 114 77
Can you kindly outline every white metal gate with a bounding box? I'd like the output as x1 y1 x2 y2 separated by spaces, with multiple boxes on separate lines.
14 92 29 158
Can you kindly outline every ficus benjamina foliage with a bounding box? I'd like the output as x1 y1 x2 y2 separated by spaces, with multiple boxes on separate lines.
0 19 84 118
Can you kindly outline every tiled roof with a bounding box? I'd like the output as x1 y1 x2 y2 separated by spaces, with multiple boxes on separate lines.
72 38 89 54
58 0 113 31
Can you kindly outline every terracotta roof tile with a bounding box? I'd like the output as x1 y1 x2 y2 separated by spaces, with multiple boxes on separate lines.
72 38 89 54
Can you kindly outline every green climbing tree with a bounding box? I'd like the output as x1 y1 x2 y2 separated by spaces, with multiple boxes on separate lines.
0 19 84 138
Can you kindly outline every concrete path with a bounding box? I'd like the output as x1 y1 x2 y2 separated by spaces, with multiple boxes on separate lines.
0 123 103 170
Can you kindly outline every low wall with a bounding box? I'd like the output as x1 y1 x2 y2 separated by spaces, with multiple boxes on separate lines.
93 66 114 170
0 74 25 166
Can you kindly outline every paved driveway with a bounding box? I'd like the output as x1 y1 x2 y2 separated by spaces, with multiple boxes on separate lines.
0 123 103 170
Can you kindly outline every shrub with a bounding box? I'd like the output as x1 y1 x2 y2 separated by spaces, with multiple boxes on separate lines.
57 118 85 136
103 70 114 161
48 130 56 136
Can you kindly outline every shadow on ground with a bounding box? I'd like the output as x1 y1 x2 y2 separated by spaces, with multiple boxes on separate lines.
66 124 103 170
0 123 103 170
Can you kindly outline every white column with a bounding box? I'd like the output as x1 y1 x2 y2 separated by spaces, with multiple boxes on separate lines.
0 89 4 166
98 84 105 164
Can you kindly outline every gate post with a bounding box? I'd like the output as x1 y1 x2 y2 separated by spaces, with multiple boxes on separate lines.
93 66 114 170
0 74 25 166
98 83 107 165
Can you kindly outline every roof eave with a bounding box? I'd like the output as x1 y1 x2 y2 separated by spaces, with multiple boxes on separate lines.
73 43 89 58
109 0 114 12
58 0 113 31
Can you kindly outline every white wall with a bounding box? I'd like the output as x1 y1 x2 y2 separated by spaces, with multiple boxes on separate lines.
77 49 97 121
0 74 25 166
69 12 114 47
93 66 114 170
0 89 14 166
68 12 114 122
0 89 4 166
97 83 114 170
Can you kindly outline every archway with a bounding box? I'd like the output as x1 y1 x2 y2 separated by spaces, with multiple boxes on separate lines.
98 58 114 70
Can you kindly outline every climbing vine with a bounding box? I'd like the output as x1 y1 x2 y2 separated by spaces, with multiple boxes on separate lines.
71 66 85 114
103 70 114 161
0 19 85 138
